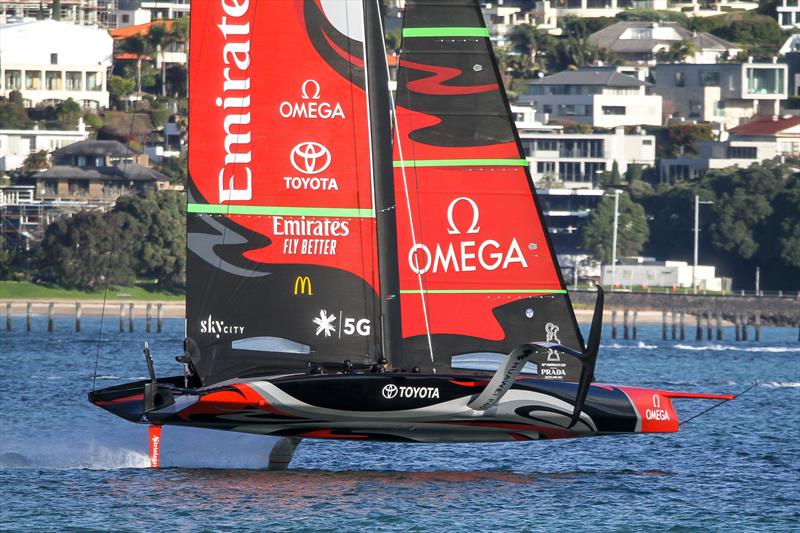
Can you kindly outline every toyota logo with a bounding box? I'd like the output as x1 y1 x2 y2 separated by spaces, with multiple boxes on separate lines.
382 384 398 399
290 141 331 174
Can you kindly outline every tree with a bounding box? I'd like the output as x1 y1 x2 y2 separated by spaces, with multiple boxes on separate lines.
118 35 148 92
55 98 81 129
508 24 538 58
582 192 650 264
654 124 714 158
655 39 697 63
0 91 33 129
21 150 49 171
108 75 136 108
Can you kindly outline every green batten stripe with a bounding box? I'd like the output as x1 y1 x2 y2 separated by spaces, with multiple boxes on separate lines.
402 27 490 38
393 158 528 168
400 289 568 295
188 204 374 218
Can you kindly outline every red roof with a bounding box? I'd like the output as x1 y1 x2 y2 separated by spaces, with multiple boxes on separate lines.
110 19 175 40
729 115 800 135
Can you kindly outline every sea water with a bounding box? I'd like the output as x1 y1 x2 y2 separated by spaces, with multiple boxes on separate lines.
1 317 798 531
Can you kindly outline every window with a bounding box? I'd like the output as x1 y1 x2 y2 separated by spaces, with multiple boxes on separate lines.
701 71 720 86
558 162 581 182
122 14 130 23
727 146 757 159
643 139 653 145
66 72 82 91
558 104 592 116
543 104 553 114
86 72 102 91
77 156 87 166
602 106 626 115
67 180 89 195
537 139 558 151
4 70 22 90
782 13 792 26
41 180 57 196
46 71 62 91
746 68 785 95
675 71 685 87
50 53 58 65
689 101 702 118
25 71 41 90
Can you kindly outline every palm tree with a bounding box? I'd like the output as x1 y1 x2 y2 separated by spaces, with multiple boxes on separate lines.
119 35 148 93
147 22 176 97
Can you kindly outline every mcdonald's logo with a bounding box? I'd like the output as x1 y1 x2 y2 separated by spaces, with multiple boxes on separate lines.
294 276 313 295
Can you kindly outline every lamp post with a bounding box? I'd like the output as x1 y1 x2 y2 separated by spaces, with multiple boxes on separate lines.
611 189 621 290
692 194 714 294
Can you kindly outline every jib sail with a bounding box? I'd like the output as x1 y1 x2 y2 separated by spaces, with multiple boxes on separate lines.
186 0 381 385
392 0 585 376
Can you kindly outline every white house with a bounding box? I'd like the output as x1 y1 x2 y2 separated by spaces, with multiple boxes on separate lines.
0 19 113 108
518 68 663 128
481 2 532 45
532 0 757 26
0 119 89 172
777 0 800 29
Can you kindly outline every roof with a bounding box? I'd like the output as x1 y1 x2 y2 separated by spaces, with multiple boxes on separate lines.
53 140 140 158
109 19 176 40
728 115 800 135
528 69 648 87
589 21 738 54
38 163 168 182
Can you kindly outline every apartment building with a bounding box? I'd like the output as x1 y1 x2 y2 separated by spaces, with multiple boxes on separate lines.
0 19 113 108
653 62 788 128
0 0 106 25
518 69 662 128
532 0 757 25
481 1 532 45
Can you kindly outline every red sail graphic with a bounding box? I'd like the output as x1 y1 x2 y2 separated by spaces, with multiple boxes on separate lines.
393 0 583 372
186 0 380 383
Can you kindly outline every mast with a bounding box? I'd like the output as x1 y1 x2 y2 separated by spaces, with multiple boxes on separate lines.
363 0 403 368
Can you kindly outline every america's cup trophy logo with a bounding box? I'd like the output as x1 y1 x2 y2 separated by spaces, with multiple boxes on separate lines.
546 322 561 362
290 141 331 174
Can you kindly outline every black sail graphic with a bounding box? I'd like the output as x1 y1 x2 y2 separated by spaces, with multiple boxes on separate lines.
393 0 586 378
186 1 381 385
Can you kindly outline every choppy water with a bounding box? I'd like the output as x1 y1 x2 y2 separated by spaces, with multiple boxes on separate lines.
1 317 798 531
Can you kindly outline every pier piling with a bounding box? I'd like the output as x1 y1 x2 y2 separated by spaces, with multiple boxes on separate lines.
715 311 722 341
157 304 163 333
5 302 11 331
679 310 685 340
75 303 81 332
735 314 741 341
706 311 712 341
632 310 638 340
48 303 54 333
26 303 32 332
611 310 617 339
119 304 124 333
146 303 152 333
742 315 749 341
695 311 702 341
623 309 629 340
662 310 667 340
754 311 761 342
671 308 677 340
128 303 135 333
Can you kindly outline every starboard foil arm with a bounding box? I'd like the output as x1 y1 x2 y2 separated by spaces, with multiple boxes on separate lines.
467 287 603 422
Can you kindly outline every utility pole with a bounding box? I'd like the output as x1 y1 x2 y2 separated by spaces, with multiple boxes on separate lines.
692 195 713 294
755 266 760 296
611 189 620 290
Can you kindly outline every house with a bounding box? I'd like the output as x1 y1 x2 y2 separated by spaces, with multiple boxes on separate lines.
0 0 104 25
653 62 788 128
109 19 187 69
481 2 533 45
114 0 189 27
588 21 741 64
0 119 89 172
777 0 800 29
660 115 800 182
518 68 662 128
0 19 113 108
33 140 171 200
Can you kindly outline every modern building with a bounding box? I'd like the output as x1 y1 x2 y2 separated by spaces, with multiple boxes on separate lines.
0 119 90 172
0 0 106 25
33 140 170 200
588 21 741 64
110 19 187 69
660 114 800 182
777 0 800 29
0 19 113 108
601 260 726 291
653 62 789 128
519 68 662 128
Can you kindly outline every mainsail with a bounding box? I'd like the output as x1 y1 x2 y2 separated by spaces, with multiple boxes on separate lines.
392 0 585 374
186 0 381 384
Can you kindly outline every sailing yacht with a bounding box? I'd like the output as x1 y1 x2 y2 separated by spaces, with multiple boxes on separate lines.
90 0 732 468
